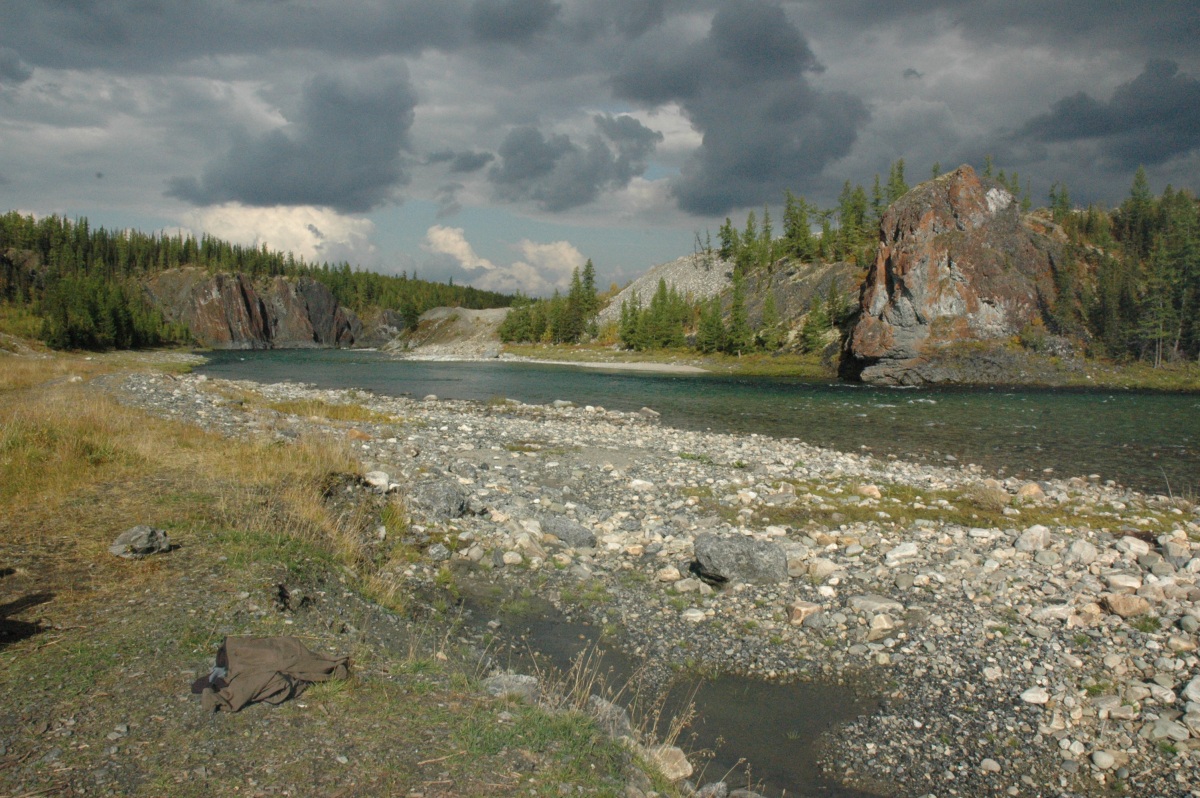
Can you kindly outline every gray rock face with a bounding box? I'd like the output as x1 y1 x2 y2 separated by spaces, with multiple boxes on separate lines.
692 534 787 585
143 268 361 350
109 525 172 559
542 516 596 549
405 480 468 522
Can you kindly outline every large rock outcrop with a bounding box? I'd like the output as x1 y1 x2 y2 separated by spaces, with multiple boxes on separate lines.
845 166 1060 385
144 268 361 349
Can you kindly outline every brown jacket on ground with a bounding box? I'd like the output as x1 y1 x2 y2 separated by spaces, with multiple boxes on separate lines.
194 636 350 712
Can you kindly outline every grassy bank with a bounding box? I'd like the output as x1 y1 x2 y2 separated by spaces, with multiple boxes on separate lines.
504 340 1200 390
0 347 675 797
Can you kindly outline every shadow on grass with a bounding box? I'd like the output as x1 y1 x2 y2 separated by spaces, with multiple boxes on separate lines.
0 588 54 651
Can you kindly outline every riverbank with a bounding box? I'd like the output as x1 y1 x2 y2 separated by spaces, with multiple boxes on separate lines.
4 347 1200 797
114 361 1200 796
496 341 1200 390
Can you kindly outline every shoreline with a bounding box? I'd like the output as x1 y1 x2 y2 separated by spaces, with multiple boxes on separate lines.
389 349 711 374
113 366 1200 797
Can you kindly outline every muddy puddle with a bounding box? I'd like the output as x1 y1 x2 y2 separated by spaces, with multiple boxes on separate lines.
455 578 887 798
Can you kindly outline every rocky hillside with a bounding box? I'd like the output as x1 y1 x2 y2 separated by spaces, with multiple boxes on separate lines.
143 267 363 349
383 306 509 358
844 166 1063 385
597 253 730 326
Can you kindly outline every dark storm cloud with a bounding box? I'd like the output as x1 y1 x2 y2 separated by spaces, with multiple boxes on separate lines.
611 0 867 214
0 47 31 83
167 65 416 213
468 0 561 44
1020 60 1200 168
487 114 662 211
0 0 470 71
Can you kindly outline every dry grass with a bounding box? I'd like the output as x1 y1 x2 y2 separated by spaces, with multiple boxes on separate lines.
262 397 398 424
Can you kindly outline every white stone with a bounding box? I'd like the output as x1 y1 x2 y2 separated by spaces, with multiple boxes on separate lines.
1021 687 1050 704
1117 535 1151 557
681 608 707 623
1015 525 1051 552
647 745 692 782
980 757 1001 773
885 542 919 565
848 594 904 614
657 566 682 582
1182 676 1200 704
629 479 655 492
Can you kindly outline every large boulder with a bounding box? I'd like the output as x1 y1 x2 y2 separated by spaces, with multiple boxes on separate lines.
542 516 596 549
845 165 1061 385
692 533 788 585
405 480 469 522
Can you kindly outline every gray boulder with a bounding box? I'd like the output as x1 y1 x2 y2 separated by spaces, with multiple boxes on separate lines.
542 516 596 549
693 534 788 585
406 480 468 522
109 525 172 559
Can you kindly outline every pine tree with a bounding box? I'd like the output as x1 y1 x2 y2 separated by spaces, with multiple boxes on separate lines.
724 274 751 355
695 295 726 354
757 289 781 350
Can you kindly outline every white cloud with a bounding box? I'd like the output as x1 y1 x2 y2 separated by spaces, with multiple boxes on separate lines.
184 204 376 264
423 224 584 295
422 224 496 271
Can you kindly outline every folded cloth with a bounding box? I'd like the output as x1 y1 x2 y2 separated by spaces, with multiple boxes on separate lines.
192 636 350 712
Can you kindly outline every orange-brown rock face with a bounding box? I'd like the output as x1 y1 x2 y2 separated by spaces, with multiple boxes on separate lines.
144 268 360 349
846 165 1060 385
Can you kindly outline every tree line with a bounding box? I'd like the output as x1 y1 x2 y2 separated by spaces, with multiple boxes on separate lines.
1045 168 1200 365
0 211 514 350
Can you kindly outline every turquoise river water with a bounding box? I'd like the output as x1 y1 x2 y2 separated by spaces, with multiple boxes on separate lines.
200 349 1199 496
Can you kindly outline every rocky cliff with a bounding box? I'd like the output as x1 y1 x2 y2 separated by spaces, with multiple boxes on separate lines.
143 268 362 349
844 166 1061 385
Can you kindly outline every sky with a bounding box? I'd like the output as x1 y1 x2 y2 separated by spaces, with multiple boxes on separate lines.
1 1 1198 296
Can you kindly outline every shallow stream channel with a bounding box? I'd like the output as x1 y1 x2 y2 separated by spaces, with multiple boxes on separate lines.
453 574 885 798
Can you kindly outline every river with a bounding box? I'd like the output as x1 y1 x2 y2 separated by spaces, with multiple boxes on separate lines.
198 349 1200 496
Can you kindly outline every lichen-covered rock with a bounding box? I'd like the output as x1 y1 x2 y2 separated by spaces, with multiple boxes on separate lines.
692 533 787 585
846 165 1061 385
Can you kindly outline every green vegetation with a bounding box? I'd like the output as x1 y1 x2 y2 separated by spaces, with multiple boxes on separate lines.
0 211 513 350
499 259 600 344
1043 168 1200 366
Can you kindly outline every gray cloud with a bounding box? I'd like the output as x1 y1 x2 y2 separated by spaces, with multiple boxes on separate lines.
813 2 1198 58
611 0 867 214
167 64 417 212
427 150 495 173
0 0 469 72
468 0 561 44
1020 60 1200 168
487 113 662 211
0 47 31 84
